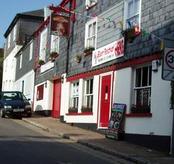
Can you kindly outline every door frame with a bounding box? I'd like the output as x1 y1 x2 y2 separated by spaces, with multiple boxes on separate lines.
97 71 114 129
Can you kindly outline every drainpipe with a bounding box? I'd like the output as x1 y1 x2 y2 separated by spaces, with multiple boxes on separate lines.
65 0 74 74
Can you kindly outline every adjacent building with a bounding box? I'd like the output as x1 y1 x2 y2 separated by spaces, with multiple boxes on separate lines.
2 9 44 91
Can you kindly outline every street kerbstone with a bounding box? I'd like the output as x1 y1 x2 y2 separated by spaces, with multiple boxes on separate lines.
22 117 174 164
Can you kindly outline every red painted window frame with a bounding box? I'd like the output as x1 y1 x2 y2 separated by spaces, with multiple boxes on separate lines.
37 84 44 101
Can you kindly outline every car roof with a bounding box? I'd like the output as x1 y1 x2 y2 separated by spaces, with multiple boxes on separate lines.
0 91 22 94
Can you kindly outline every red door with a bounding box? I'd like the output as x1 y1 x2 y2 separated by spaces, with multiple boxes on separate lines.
99 75 111 128
52 79 61 118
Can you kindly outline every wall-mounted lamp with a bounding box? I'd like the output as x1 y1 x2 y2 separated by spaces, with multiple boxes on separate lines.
61 75 64 83
152 60 161 72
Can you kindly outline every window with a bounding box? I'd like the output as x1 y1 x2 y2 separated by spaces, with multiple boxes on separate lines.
124 0 141 28
39 28 48 61
29 42 33 60
13 24 17 41
7 33 11 48
82 79 93 112
37 84 44 100
86 0 97 8
85 18 97 49
132 65 152 113
71 82 79 109
19 54 22 69
50 35 59 53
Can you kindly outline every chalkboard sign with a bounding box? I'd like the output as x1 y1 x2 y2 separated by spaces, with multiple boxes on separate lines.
105 103 126 140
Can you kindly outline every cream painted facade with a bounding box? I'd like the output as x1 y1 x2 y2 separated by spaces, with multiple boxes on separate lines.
15 70 35 101
2 45 22 91
33 80 53 112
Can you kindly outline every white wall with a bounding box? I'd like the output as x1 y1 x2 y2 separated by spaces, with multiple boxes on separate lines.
33 80 53 111
113 67 132 112
15 70 35 101
2 45 22 91
114 66 172 136
60 76 70 116
63 75 99 123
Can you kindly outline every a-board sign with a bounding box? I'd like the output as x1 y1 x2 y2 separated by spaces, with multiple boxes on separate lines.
105 103 126 140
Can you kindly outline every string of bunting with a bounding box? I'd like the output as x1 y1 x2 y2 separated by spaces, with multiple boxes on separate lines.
58 4 164 49
52 4 164 50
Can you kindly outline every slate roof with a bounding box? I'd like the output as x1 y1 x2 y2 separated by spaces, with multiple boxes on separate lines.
4 9 44 37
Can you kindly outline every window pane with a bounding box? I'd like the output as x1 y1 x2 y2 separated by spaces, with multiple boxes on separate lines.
128 1 133 17
90 79 93 94
142 88 151 106
142 67 148 86
136 89 142 106
136 68 141 87
88 24 92 37
149 66 152 86
134 0 140 14
86 80 89 94
93 22 96 35
136 88 151 106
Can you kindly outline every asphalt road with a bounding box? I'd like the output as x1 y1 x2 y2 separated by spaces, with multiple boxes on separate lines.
0 118 133 164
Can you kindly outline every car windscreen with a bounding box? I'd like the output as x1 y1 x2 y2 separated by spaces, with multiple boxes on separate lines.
1 93 22 101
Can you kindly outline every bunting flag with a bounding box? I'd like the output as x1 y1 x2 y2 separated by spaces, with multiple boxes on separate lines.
50 5 164 47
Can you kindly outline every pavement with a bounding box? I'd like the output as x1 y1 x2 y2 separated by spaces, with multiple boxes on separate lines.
22 116 174 164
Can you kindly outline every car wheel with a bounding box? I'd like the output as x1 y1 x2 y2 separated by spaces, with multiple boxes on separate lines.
27 113 32 117
0 110 5 118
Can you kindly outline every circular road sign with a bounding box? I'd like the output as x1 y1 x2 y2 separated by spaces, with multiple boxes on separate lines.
165 50 174 69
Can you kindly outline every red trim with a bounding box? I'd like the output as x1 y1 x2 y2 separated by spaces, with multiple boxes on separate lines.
126 113 152 117
97 75 101 125
49 6 70 14
67 53 162 81
66 112 93 116
49 0 76 22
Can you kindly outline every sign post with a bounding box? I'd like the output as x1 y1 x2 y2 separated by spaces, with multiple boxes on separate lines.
162 48 174 81
162 44 174 155
105 103 126 140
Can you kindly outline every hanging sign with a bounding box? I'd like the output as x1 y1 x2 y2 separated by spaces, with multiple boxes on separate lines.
51 13 70 37
105 103 126 140
92 37 124 67
162 48 174 81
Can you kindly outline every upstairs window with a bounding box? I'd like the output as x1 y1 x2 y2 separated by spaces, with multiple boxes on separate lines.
124 0 141 29
19 54 22 69
39 28 48 61
85 18 97 49
29 42 33 61
131 65 152 113
86 0 97 9
13 24 17 41
50 35 59 53
7 33 11 48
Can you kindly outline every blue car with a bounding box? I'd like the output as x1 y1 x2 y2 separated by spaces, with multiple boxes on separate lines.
0 91 32 118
